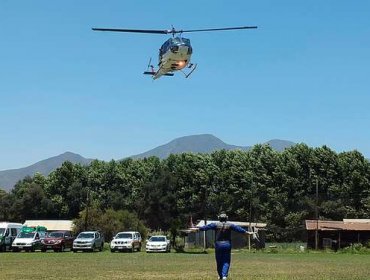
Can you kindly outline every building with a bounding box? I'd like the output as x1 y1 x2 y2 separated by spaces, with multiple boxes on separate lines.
182 220 267 249
305 219 370 249
23 220 74 232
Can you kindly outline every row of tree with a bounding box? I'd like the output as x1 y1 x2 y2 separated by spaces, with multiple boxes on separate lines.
0 144 369 241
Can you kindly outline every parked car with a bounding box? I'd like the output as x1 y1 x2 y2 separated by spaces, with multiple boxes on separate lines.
0 222 23 252
110 231 142 252
12 229 47 252
41 231 74 252
72 231 104 252
146 235 171 253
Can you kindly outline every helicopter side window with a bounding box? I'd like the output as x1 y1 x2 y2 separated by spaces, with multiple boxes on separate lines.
160 40 170 55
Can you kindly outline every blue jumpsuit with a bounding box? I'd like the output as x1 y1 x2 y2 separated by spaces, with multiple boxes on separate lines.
199 222 246 279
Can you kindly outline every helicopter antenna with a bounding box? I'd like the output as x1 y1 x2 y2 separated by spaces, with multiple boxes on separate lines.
171 25 176 37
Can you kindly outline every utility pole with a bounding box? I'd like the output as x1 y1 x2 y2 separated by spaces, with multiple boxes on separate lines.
315 178 319 250
248 178 254 252
202 185 207 251
84 188 90 231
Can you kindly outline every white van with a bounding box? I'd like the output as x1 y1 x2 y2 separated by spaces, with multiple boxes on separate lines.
0 222 23 252
12 226 47 252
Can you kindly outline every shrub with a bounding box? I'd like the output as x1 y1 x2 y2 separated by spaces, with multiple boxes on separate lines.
73 207 148 241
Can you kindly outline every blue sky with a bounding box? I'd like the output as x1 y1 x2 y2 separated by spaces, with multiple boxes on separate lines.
1 0 369 170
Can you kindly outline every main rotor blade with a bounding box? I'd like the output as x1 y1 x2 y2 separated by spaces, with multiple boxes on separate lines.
177 26 257 33
92 28 169 34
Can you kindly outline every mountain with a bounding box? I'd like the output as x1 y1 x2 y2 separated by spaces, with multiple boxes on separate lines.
265 139 296 152
0 135 295 191
0 152 93 191
130 134 295 159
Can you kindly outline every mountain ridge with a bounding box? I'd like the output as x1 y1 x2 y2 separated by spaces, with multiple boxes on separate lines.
0 135 295 191
0 152 93 191
130 134 293 159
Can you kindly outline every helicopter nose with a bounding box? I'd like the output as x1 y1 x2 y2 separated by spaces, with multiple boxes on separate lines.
171 46 179 53
177 60 186 68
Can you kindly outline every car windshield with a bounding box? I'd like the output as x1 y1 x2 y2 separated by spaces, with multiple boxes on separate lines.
0 228 5 236
48 232 64 238
78 233 94 239
18 232 35 238
116 233 132 239
149 236 166 242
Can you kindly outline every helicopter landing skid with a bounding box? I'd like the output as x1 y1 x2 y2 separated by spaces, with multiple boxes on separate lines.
181 63 197 78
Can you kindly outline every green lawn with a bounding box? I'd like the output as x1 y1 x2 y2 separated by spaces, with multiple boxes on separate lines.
0 249 369 280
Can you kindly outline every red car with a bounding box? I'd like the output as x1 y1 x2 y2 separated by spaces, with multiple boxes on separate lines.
41 231 74 252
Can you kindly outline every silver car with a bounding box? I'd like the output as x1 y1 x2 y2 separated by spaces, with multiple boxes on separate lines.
72 231 104 252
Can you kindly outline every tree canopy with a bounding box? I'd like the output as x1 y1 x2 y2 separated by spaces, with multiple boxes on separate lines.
1 144 369 241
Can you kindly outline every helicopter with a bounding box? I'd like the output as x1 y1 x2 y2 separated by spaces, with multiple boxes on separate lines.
92 26 257 80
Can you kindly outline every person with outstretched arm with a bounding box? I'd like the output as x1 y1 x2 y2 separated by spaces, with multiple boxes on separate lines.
194 213 255 280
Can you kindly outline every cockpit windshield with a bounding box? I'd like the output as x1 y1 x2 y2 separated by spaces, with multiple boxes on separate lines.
160 37 192 55
171 37 191 46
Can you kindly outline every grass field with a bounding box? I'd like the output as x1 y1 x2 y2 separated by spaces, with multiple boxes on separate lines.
0 249 369 280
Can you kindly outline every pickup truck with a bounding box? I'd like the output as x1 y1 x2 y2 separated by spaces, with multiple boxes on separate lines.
73 231 104 252
41 231 74 252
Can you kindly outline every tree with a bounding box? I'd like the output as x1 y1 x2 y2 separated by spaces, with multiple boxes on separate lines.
73 207 148 241
0 189 12 221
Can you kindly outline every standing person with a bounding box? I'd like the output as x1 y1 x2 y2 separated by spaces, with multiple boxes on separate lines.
195 213 253 280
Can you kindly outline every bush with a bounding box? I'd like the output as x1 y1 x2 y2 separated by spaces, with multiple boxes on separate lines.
340 243 370 254
73 207 148 241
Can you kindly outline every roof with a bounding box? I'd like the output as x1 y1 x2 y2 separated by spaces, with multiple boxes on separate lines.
0 222 22 227
23 220 73 231
343 219 370 223
195 220 267 228
305 220 370 231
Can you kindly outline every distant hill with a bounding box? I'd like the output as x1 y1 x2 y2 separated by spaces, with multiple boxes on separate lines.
130 134 295 159
0 135 295 191
0 152 93 191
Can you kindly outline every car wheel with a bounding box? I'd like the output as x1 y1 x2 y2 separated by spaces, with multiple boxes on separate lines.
110 248 115 253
